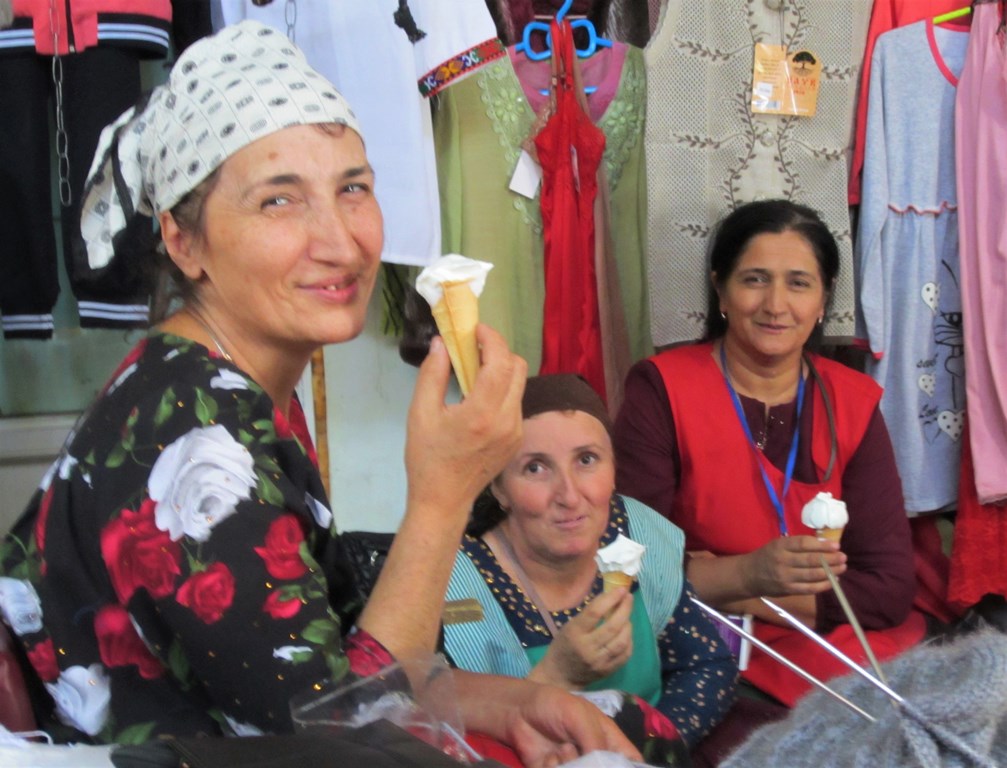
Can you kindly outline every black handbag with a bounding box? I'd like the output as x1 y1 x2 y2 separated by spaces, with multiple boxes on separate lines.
111 719 505 768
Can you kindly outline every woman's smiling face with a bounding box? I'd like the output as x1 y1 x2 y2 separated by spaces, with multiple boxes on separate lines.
716 229 827 367
176 123 383 356
492 410 615 568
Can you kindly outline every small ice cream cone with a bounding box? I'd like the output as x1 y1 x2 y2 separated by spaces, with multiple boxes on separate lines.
602 571 634 593
801 492 849 543
430 280 479 396
416 255 493 397
596 534 645 597
815 527 844 543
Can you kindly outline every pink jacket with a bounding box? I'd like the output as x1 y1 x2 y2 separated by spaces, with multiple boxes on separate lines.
3 0 172 56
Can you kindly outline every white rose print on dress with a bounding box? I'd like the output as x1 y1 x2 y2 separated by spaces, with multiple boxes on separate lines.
211 369 248 391
273 644 312 661
305 492 333 529
0 577 43 635
150 424 256 542
223 714 265 736
46 664 112 736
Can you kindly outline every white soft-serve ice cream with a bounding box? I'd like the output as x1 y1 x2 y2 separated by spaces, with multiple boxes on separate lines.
415 254 493 396
595 534 646 592
801 492 849 542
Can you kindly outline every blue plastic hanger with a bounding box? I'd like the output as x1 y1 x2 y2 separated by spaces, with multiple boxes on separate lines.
514 0 613 61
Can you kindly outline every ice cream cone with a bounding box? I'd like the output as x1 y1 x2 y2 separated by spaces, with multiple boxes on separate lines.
430 280 480 396
816 527 844 543
602 571 634 593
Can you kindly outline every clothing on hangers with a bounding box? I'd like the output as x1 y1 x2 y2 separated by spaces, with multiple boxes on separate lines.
534 17 608 401
848 0 964 206
430 34 651 381
644 0 869 346
855 17 968 514
954 0 1007 504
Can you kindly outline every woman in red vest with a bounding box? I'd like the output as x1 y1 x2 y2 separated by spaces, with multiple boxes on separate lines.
613 200 927 718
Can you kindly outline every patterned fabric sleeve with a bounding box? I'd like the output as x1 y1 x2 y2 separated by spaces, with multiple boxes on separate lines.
613 359 679 518
113 358 366 736
0 336 394 743
654 581 738 745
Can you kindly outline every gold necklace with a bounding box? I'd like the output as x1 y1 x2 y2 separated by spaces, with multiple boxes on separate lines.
187 306 233 362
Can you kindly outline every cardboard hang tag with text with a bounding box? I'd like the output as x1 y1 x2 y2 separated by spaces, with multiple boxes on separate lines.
751 44 822 117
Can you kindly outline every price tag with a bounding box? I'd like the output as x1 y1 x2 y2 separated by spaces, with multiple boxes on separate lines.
509 149 542 199
752 44 822 117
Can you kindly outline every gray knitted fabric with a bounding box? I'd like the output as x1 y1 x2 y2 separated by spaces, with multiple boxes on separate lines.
723 631 1007 767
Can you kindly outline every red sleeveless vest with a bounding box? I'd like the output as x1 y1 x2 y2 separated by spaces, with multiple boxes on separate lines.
651 344 925 705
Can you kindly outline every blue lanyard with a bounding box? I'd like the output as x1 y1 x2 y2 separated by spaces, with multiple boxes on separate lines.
719 344 805 537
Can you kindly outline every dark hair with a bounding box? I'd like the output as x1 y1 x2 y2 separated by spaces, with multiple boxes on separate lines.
468 487 508 538
704 199 839 345
146 168 221 324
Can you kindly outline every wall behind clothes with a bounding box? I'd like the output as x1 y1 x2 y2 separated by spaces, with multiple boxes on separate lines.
323 303 417 534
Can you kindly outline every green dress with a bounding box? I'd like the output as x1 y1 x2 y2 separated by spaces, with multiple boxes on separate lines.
431 45 653 373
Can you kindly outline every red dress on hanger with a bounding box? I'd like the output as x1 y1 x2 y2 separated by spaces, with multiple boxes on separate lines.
534 19 607 401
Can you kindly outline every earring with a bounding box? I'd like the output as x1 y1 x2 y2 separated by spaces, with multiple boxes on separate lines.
720 312 727 321
817 316 824 325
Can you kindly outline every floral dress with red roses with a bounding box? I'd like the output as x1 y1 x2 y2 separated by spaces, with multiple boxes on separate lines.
0 333 393 744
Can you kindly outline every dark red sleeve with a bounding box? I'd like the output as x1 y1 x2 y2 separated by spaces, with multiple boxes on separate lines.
816 406 915 633
613 360 679 520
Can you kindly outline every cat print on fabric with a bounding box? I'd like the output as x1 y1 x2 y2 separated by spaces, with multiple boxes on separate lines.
918 259 965 443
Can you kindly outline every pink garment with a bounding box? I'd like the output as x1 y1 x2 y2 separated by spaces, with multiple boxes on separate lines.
848 0 965 204
509 42 628 122
955 2 1007 504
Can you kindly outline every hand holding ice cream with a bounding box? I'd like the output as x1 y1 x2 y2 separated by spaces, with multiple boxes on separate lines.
595 534 646 592
801 492 849 543
416 254 493 396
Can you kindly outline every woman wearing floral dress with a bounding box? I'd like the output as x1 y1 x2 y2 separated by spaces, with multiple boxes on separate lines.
0 21 638 766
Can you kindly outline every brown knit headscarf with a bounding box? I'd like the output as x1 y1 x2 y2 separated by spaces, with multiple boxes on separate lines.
468 373 611 536
521 373 612 437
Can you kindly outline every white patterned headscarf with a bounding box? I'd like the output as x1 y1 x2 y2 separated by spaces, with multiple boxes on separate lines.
79 20 362 275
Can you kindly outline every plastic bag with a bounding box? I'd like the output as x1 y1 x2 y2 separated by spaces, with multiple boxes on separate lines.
289 652 477 763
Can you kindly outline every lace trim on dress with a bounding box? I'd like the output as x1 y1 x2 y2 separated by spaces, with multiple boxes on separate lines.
477 46 647 233
599 46 646 192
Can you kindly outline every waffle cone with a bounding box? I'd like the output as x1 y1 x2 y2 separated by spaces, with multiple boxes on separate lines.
430 281 479 396
816 527 844 543
602 571 634 592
